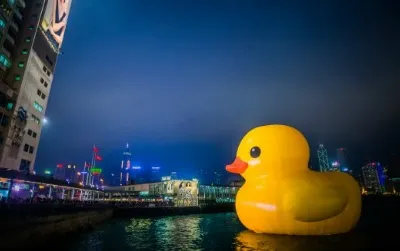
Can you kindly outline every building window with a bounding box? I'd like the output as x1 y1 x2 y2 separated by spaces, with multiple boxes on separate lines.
32 132 37 138
45 55 53 66
42 66 46 72
31 114 40 125
44 82 48 87
0 53 12 68
27 129 32 136
15 75 21 81
25 37 31 43
23 144 29 152
21 49 28 55
6 102 13 110
33 101 43 112
47 71 50 76
0 113 9 126
19 159 31 172
37 90 46 100
29 146 34 154
28 25 34 30
18 62 24 68
40 77 44 84
0 18 5 28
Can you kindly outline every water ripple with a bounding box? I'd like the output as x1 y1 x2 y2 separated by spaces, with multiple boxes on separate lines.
48 212 389 251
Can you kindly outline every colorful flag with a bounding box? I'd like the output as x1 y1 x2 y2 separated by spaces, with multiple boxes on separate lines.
93 145 99 153
95 155 102 161
56 164 63 168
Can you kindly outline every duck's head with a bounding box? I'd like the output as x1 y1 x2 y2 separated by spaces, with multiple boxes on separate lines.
226 124 310 180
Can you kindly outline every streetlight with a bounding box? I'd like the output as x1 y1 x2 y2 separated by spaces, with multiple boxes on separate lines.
42 117 49 125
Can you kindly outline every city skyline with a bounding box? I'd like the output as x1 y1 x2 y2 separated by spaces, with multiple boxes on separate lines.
33 0 399 177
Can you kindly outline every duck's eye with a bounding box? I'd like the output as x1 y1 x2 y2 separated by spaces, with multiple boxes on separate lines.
250 146 261 158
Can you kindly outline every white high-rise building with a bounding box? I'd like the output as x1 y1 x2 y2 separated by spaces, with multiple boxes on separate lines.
0 0 72 172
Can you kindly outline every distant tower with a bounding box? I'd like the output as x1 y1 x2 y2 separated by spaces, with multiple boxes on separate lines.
336 148 349 171
150 166 161 182
120 143 132 185
317 144 330 172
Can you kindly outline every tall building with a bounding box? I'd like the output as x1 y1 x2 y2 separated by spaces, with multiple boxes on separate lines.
336 148 350 172
212 170 223 185
317 144 330 172
170 171 178 180
65 164 76 183
0 0 72 172
150 166 161 182
361 162 386 193
120 143 131 185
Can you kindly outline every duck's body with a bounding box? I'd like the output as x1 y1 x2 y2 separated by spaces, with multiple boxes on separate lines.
236 171 361 235
226 125 362 235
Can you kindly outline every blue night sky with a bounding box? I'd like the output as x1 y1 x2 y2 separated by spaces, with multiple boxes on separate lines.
35 0 400 180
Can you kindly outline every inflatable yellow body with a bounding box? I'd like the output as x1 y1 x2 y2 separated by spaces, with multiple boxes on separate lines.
226 125 361 235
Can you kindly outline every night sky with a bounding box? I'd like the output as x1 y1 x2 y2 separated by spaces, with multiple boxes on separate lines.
35 0 400 180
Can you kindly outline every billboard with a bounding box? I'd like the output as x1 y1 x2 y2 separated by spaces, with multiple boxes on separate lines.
41 0 72 49
150 180 198 206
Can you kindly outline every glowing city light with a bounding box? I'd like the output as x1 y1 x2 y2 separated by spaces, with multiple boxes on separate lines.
42 117 49 125
152 166 161 170
44 170 51 175
332 161 340 167
91 167 102 174
14 185 20 191
132 166 141 170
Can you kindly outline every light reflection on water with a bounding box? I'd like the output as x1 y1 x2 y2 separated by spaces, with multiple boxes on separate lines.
51 213 380 251
233 230 368 251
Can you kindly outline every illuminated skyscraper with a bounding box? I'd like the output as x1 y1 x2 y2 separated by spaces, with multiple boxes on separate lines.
120 143 131 185
336 148 349 171
0 0 72 172
336 148 351 173
150 166 161 182
362 162 386 193
317 144 330 172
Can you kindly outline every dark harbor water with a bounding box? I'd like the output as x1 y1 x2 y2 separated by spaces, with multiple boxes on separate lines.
41 210 396 251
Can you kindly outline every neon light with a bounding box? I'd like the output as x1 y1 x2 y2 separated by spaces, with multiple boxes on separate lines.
90 168 102 174
152 166 160 170
132 166 141 170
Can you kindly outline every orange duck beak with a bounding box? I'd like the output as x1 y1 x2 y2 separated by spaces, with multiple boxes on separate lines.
226 157 248 174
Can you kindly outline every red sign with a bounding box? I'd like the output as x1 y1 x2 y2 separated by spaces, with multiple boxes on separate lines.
56 164 63 168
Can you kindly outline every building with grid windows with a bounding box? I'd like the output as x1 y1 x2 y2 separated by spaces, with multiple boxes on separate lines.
0 0 72 172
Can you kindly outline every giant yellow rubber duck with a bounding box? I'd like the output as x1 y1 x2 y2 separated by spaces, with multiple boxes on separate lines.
226 124 362 235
